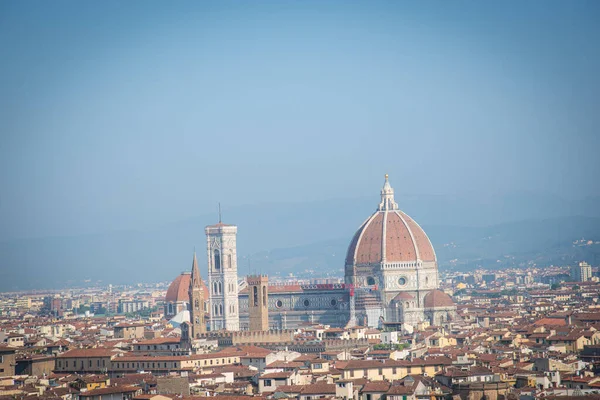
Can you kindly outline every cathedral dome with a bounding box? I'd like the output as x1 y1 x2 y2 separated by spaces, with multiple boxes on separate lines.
423 289 454 308
165 272 208 303
345 175 436 267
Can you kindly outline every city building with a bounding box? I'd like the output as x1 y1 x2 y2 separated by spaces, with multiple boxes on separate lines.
571 261 593 282
206 221 240 331
345 175 456 327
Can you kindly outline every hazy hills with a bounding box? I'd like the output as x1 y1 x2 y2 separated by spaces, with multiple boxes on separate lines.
0 192 598 291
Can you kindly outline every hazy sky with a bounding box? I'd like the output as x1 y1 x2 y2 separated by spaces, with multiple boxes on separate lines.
1 1 599 240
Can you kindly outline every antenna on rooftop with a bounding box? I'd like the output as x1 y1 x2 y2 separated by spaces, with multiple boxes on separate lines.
218 203 222 223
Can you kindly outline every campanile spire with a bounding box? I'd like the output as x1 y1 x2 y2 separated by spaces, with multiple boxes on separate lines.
189 250 206 337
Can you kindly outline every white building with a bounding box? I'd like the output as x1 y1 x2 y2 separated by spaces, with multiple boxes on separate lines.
206 221 240 331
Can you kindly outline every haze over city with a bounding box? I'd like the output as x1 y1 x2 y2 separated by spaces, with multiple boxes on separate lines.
1 1 599 290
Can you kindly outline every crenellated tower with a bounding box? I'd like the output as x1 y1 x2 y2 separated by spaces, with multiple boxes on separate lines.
247 275 269 331
206 221 240 331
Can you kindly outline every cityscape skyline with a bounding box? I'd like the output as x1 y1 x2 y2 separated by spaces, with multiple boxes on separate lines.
1 2 600 398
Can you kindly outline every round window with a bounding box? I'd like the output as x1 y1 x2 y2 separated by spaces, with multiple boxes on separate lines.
303 299 310 307
275 300 283 308
398 277 407 286
367 276 376 285
330 299 337 307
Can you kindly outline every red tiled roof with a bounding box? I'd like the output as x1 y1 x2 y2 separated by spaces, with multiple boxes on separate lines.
423 290 455 308
78 385 139 397
534 318 567 326
57 349 117 358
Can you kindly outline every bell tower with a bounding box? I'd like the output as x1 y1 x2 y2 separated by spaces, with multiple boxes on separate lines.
247 275 269 331
188 251 206 337
206 221 240 331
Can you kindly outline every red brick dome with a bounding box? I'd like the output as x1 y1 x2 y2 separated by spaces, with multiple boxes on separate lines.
165 272 208 303
345 209 436 266
423 290 454 308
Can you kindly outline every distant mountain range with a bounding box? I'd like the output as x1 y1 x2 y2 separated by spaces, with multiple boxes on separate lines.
0 192 598 291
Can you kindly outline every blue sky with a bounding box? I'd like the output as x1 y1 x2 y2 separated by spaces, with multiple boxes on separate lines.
1 1 599 239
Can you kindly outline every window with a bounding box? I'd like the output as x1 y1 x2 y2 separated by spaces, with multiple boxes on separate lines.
303 299 310 307
214 250 221 270
264 379 272 386
398 277 407 286
263 286 267 307
89 360 92 367
367 276 376 285
378 368 382 375
253 286 259 306
276 300 283 308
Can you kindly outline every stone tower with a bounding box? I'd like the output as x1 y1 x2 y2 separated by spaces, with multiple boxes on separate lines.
189 251 206 337
247 275 269 331
206 221 240 331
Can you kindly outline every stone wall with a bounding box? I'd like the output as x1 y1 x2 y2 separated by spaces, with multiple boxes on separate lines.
452 382 511 400
197 330 295 346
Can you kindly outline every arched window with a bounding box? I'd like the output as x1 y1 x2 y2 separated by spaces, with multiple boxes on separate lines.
218 282 222 294
228 254 232 269
168 303 173 315
213 282 217 294
219 304 223 316
194 299 199 309
262 286 267 307
253 286 259 307
214 249 221 270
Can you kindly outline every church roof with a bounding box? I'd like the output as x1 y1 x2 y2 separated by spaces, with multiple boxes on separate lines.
423 290 455 308
392 292 415 301
345 175 436 266
165 272 208 303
